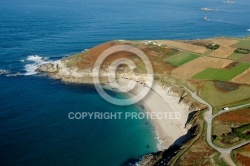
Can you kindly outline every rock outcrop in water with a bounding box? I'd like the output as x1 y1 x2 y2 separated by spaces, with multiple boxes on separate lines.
36 60 151 84
0 69 9 75
35 62 59 73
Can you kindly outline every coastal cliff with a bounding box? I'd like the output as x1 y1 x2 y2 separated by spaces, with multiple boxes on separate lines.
36 58 206 165
36 37 250 165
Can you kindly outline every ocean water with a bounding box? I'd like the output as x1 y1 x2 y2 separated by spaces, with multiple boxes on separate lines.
0 0 250 165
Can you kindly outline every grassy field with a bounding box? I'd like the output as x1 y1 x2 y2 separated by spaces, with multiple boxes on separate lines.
165 52 199 66
199 81 250 107
233 38 250 49
202 49 213 56
227 52 246 61
193 63 250 81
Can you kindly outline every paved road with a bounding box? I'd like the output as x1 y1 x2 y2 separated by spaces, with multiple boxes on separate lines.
183 87 250 166
212 103 250 118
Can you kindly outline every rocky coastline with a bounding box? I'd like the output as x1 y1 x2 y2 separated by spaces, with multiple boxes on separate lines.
36 60 206 165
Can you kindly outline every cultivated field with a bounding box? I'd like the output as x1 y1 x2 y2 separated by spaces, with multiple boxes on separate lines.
171 56 232 79
193 63 250 82
210 46 236 58
165 52 199 66
231 68 250 85
215 108 250 126
227 52 246 61
64 40 178 75
155 40 207 54
239 54 250 63
233 38 250 49
236 153 250 166
232 144 250 166
208 38 239 46
199 81 250 107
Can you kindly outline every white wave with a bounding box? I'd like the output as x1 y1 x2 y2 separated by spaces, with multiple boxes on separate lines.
27 55 47 62
247 29 250 32
80 49 89 53
6 72 22 77
0 69 10 75
24 55 50 76
223 1 235 4
200 8 217 12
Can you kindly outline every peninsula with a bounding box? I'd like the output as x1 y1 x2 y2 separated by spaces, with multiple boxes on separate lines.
37 37 250 166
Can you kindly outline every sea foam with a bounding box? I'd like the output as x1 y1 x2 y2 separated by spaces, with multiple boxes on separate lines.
24 55 50 75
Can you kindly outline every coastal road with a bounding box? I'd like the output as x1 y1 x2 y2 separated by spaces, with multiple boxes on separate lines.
212 103 250 118
183 87 250 166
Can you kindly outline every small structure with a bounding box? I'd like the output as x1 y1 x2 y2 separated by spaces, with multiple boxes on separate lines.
222 107 229 111
207 42 220 50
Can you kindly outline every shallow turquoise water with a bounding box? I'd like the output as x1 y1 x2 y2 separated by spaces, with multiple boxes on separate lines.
0 76 158 165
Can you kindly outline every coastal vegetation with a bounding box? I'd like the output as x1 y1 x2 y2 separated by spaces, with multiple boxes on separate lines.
169 110 217 165
232 144 250 166
234 48 250 54
213 153 229 166
38 37 250 166
212 107 250 148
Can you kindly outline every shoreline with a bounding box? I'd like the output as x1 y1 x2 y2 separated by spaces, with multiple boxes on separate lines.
116 78 191 150
36 61 195 151
30 36 250 165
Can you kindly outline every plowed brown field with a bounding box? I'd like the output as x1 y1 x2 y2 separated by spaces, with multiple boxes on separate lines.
231 68 250 85
155 40 207 54
171 57 233 79
210 46 236 58
208 38 239 46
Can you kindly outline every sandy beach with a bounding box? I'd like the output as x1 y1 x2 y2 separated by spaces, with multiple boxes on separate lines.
38 61 193 150
117 78 191 150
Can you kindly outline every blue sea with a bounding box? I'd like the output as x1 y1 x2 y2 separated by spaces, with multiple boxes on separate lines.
0 0 250 165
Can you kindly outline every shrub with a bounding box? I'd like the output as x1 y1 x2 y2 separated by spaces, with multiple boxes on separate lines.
207 43 220 50
234 48 250 54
